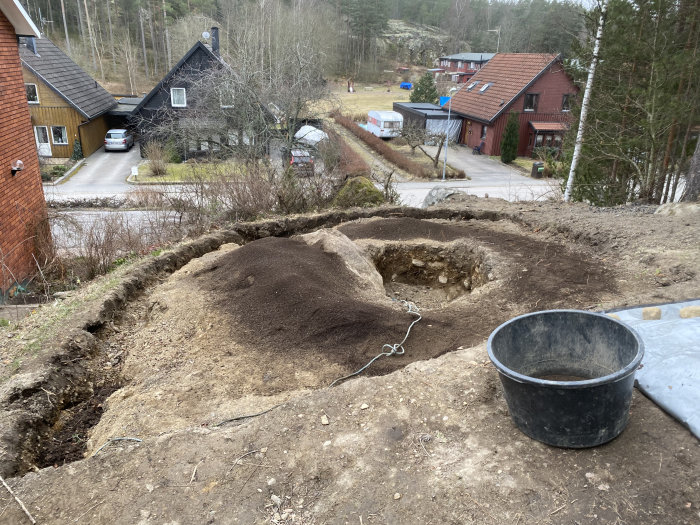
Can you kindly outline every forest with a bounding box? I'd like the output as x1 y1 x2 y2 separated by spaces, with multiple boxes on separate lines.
17 0 700 204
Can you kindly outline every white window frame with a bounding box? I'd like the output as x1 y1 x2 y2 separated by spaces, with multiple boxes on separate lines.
25 83 39 104
171 87 187 108
50 125 68 145
481 125 488 140
479 82 494 93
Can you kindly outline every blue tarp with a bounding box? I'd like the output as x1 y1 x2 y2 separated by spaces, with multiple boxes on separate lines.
400 82 412 90
607 299 700 439
439 96 451 106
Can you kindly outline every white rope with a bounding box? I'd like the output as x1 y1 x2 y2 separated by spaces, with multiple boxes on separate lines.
329 301 421 387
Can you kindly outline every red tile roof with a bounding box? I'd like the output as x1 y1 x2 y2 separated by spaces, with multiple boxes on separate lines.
530 121 569 132
449 53 559 123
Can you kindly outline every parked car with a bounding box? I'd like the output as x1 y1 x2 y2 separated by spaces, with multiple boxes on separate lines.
104 129 134 151
283 147 315 176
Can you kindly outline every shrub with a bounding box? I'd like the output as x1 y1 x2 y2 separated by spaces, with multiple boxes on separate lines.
410 72 439 104
142 142 168 177
333 176 384 208
71 139 83 161
500 112 519 164
332 112 428 178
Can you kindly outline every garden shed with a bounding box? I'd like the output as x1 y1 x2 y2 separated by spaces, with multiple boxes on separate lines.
393 102 462 142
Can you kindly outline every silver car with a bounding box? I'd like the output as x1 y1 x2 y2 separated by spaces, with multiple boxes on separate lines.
104 129 134 151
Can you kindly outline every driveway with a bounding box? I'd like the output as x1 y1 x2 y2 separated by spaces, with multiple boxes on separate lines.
396 144 560 207
43 144 143 201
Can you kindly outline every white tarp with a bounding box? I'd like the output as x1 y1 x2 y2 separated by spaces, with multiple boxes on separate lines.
426 119 462 142
295 125 328 147
607 299 700 439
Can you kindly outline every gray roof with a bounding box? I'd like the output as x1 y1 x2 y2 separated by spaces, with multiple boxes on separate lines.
19 37 117 119
439 52 496 62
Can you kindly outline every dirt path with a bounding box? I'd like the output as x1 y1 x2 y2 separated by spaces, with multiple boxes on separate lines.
327 121 414 182
1 200 698 525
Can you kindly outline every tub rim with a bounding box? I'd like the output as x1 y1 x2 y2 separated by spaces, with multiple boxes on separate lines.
487 309 645 389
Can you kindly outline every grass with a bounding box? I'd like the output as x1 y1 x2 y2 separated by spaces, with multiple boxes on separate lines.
385 141 467 179
135 161 242 183
0 259 144 383
316 82 412 116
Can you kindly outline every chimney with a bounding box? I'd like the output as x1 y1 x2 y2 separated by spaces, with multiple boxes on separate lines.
211 27 219 57
25 37 38 55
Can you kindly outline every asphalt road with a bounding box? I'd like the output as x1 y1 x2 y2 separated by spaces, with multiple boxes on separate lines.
395 144 559 207
43 143 143 201
44 141 558 208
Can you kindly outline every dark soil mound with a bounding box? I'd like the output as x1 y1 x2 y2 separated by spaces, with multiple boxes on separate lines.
338 216 470 242
200 237 417 367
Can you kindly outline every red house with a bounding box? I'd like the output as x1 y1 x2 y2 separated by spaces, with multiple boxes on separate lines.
448 53 577 157
438 52 495 83
0 0 47 299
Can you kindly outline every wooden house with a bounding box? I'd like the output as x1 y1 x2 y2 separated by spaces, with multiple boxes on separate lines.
437 52 495 83
19 36 116 160
132 27 274 158
132 28 224 156
448 53 577 157
0 0 47 298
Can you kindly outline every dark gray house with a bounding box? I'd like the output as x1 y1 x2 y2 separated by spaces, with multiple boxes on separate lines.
132 27 271 158
393 102 463 142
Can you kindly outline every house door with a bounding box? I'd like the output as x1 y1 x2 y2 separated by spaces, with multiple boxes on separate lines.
34 126 52 157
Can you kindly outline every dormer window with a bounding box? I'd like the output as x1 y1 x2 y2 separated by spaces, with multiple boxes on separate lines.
479 82 494 93
171 87 187 108
25 83 39 103
466 81 480 91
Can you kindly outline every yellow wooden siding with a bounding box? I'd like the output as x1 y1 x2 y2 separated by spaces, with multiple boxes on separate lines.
78 116 109 156
22 69 67 107
22 67 111 159
27 107 82 158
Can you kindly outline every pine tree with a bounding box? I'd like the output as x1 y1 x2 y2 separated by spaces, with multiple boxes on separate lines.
500 112 519 164
410 72 439 104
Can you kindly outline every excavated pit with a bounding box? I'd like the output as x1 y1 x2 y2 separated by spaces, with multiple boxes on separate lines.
370 243 492 309
3 214 618 474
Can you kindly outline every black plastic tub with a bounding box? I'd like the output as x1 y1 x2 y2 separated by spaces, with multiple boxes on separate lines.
487 310 644 448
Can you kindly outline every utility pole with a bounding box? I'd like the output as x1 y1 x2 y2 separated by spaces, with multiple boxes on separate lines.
564 0 608 202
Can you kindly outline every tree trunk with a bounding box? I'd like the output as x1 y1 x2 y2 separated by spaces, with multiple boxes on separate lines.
59 0 71 54
162 0 171 68
82 0 97 73
680 139 700 202
107 0 116 76
139 9 149 81
76 0 85 38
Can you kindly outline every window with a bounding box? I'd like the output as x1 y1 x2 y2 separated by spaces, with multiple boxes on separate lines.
535 134 544 147
479 82 494 93
466 81 480 91
562 94 571 112
470 62 475 69
171 87 187 107
51 126 68 145
25 83 39 103
524 93 538 112
106 131 125 139
481 125 487 140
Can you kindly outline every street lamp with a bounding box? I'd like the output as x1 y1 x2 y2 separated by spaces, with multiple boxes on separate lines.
442 86 457 181
487 27 501 53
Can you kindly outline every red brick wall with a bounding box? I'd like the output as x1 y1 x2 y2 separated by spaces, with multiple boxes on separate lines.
0 11 48 297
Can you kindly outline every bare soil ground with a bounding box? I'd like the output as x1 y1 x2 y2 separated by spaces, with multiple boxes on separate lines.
1 198 698 525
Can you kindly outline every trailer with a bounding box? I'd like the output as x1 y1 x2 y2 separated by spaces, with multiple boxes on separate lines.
366 110 403 138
